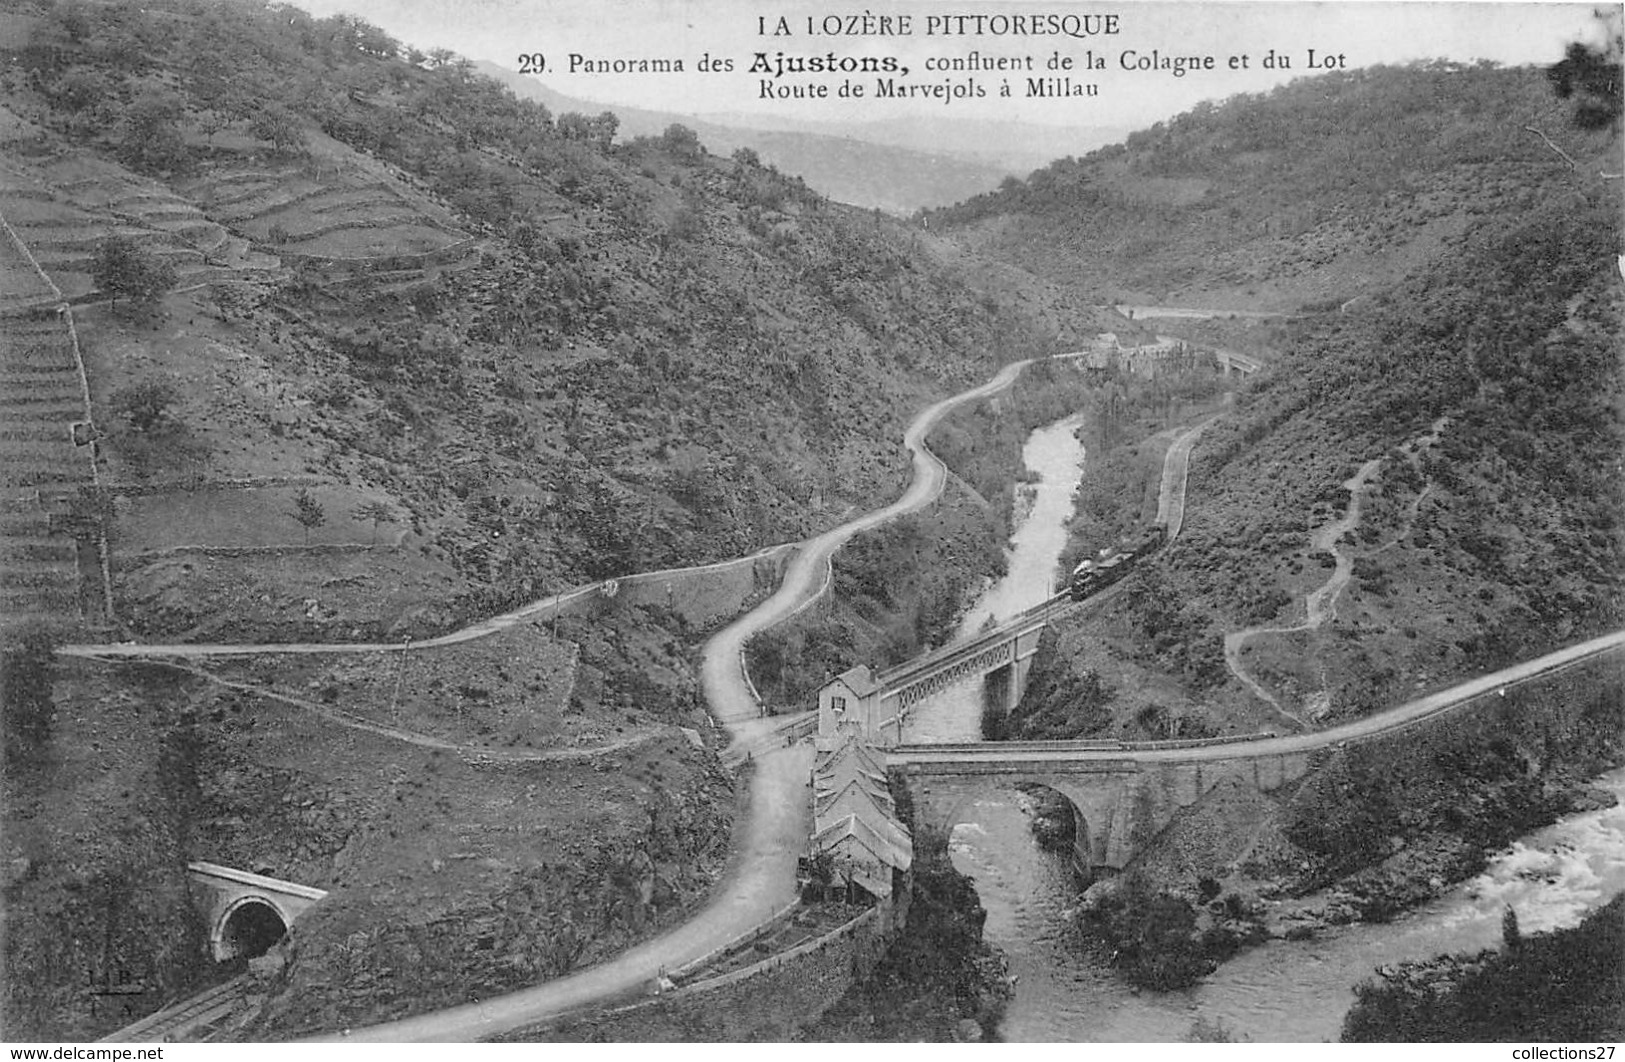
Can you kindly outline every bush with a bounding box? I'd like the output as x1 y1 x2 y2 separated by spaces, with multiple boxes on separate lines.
1079 873 1214 990
110 376 179 434
2 625 61 762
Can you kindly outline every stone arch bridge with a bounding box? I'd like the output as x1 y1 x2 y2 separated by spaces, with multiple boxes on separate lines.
888 627 1625 878
889 738 1310 878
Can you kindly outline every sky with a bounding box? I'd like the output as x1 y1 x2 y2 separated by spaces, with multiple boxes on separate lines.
281 1 1613 130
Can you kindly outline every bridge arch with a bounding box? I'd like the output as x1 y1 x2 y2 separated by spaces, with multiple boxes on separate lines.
930 780 1084 847
907 773 1128 880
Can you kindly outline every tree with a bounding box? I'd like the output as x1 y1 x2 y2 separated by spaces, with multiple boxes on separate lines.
590 111 619 151
90 236 177 311
661 123 702 160
289 488 326 544
117 90 190 173
556 112 592 141
1501 905 1522 952
352 500 397 547
53 0 90 42
250 105 305 156
110 377 179 433
1548 11 1624 131
49 69 110 114
667 201 705 242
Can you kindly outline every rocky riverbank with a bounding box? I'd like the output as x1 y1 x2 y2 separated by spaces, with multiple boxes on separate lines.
1061 661 1624 985
1341 893 1625 1041
796 844 1014 1042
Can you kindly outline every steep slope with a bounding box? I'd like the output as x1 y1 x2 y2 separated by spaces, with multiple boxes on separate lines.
0 0 1121 1039
931 62 1612 310
0 0 1114 643
979 62 1623 740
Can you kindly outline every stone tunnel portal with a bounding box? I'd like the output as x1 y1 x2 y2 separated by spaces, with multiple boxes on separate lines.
217 898 288 961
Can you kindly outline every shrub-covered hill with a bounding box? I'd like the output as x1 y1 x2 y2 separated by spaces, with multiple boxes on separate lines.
0 0 1114 642
0 0 1119 1039
929 61 1613 311
994 63 1623 741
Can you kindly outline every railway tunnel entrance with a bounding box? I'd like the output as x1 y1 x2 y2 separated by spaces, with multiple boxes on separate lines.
187 862 327 962
217 898 288 961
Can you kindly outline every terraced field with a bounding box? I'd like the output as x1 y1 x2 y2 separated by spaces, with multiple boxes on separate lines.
0 129 490 643
185 165 470 270
0 213 100 634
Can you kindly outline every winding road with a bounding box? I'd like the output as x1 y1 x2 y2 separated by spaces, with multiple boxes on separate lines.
1221 416 1449 724
896 628 1625 766
84 345 1623 1042
81 355 1043 1043
1155 416 1215 540
319 358 1039 1041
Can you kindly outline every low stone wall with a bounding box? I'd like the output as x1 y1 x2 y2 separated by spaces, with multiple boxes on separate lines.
123 542 378 561
516 902 891 1042
666 899 802 984
274 236 477 273
598 546 797 631
102 475 322 498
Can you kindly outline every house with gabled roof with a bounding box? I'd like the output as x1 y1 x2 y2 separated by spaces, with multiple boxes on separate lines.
802 726 913 926
817 663 884 740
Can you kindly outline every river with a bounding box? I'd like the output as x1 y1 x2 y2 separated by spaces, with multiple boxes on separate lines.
904 414 1085 744
918 411 1625 1042
956 412 1085 638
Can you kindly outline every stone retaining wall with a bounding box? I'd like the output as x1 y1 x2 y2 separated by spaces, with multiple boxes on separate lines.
516 902 891 1042
274 236 477 273
596 546 797 631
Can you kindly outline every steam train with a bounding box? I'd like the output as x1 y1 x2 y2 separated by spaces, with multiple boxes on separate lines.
1069 523 1167 601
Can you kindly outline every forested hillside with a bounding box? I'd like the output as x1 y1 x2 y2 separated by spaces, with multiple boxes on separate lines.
987 60 1622 743
932 62 1612 310
0 0 1107 643
966 54 1623 984
0 0 1111 1039
1342 894 1625 1042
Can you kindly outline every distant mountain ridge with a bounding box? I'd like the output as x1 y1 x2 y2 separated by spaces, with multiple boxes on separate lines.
477 61 1128 213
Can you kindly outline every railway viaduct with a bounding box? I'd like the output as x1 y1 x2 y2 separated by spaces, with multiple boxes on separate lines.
815 603 1053 744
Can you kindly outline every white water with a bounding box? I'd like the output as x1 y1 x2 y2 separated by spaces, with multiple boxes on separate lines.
934 415 1625 1042
952 771 1625 1042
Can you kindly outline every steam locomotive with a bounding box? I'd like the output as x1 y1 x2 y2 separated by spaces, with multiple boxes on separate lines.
1069 523 1167 601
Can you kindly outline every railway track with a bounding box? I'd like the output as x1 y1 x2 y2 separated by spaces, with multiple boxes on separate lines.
99 976 250 1043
